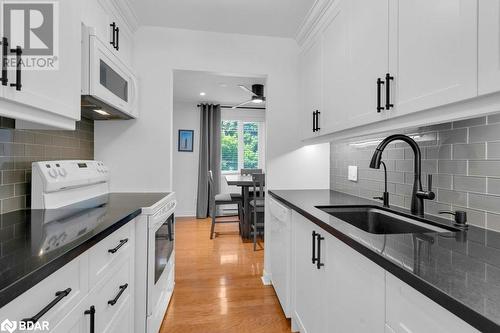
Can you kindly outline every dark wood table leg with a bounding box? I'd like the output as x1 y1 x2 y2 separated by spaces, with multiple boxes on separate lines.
242 186 250 239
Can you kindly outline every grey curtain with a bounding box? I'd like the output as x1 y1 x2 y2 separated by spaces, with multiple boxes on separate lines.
196 104 221 218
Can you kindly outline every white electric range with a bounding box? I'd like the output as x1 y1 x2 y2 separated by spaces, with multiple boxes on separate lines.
31 160 176 333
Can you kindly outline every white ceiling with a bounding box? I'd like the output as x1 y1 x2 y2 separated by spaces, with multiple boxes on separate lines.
173 70 266 107
130 0 316 38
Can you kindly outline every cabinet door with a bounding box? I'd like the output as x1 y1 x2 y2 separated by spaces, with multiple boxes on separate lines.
321 2 350 133
325 233 385 333
0 0 81 125
386 273 479 333
344 0 389 129
299 35 322 140
478 0 500 95
292 212 325 333
388 0 477 116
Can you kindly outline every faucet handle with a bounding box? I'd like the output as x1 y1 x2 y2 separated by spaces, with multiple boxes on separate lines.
417 174 436 200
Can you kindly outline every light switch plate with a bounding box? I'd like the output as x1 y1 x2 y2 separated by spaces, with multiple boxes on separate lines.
348 165 358 182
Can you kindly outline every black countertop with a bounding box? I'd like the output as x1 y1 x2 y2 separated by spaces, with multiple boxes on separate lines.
0 192 170 308
269 189 500 333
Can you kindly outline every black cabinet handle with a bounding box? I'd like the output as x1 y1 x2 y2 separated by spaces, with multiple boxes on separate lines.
315 111 320 131
312 231 317 264
9 46 21 91
377 78 384 112
312 111 316 132
108 238 128 254
316 233 325 269
115 26 119 50
110 22 116 48
21 288 71 324
385 73 394 110
84 305 95 333
108 283 128 306
1 37 8 85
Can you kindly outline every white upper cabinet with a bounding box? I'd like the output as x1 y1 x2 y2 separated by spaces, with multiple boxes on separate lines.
0 0 82 129
299 35 323 140
478 0 500 96
325 0 390 132
321 1 349 133
388 0 478 117
82 0 134 68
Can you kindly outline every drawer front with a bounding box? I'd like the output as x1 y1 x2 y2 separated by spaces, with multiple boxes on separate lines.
0 254 88 330
90 257 133 333
88 223 133 286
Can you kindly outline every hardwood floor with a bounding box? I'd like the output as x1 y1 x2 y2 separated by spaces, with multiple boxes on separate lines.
159 217 291 333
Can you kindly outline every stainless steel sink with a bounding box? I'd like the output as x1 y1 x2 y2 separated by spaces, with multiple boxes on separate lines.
316 206 457 234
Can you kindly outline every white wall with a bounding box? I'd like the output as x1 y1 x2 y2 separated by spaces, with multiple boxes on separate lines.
95 26 330 280
172 101 200 216
96 26 329 193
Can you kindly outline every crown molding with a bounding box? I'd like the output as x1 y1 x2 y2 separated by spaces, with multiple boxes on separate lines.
295 0 336 47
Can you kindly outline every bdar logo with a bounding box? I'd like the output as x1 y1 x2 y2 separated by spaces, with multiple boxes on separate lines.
0 319 17 333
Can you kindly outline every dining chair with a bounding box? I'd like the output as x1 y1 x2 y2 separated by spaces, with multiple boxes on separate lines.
208 170 243 239
249 173 265 250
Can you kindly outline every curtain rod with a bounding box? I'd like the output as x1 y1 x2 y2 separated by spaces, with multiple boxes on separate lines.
196 104 266 110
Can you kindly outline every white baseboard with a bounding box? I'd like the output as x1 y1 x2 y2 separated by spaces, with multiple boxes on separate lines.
261 270 272 285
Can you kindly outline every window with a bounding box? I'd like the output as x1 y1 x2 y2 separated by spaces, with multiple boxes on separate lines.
221 120 262 172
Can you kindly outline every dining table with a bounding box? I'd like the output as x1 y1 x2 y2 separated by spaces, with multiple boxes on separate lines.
225 174 259 239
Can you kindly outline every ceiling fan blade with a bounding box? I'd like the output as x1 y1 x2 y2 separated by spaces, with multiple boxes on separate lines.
231 100 252 109
237 85 254 95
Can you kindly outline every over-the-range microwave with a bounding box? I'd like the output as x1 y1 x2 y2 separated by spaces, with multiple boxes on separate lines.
81 24 138 120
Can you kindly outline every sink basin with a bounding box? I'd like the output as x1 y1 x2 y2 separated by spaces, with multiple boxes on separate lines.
316 206 457 234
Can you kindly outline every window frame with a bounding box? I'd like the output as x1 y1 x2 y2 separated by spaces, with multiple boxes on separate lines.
221 120 264 174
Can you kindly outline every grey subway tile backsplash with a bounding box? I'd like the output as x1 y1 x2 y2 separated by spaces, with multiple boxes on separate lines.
330 114 500 231
0 116 94 213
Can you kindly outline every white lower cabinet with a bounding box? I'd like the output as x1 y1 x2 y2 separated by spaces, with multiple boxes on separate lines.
269 197 292 317
292 211 325 333
285 211 479 333
325 232 385 333
385 273 478 333
0 222 136 333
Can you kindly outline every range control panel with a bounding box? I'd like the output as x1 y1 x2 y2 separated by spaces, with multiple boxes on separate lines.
33 160 109 193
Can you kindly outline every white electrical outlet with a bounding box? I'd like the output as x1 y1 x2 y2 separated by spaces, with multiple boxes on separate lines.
348 165 358 182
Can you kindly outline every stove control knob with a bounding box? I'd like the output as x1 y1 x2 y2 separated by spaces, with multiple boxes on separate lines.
48 168 58 178
58 168 67 177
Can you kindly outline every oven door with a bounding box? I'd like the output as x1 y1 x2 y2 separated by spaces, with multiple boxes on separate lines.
147 207 175 323
88 35 138 118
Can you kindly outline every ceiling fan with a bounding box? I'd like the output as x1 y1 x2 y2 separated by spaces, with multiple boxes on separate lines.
231 84 266 109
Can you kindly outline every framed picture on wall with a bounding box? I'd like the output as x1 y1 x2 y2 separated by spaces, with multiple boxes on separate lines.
178 129 194 152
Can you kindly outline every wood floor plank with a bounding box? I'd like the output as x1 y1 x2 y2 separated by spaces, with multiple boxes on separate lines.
159 217 291 333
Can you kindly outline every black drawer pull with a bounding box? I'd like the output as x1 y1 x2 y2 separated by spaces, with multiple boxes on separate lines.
312 230 317 264
110 22 116 48
316 233 325 269
1 37 8 85
84 305 95 333
385 73 394 110
22 288 71 323
10 46 22 91
108 238 128 254
115 26 119 50
376 78 384 112
108 283 128 306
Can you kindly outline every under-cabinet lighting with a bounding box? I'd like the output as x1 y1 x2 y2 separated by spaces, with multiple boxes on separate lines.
200 92 206 96
94 109 110 116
